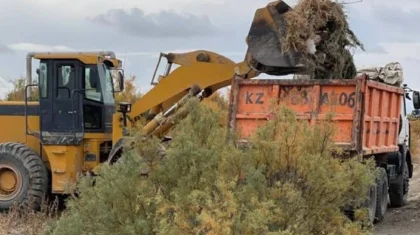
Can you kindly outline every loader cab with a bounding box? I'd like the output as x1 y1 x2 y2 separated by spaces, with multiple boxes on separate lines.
34 55 123 145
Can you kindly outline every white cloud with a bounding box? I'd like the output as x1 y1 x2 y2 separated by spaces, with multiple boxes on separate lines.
354 42 420 68
350 0 420 13
2 0 226 19
8 43 73 52
0 77 14 100
0 43 13 54
89 8 219 38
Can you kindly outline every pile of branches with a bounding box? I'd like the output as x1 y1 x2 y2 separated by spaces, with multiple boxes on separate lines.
282 0 364 79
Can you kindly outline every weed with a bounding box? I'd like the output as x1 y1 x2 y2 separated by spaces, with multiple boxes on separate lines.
0 197 59 235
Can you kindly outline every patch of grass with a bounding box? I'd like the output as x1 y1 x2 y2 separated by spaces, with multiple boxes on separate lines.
0 198 59 235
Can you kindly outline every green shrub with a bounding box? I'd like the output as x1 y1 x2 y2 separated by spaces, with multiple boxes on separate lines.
46 99 376 235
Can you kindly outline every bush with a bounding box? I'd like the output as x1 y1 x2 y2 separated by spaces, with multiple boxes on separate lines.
410 119 420 159
46 99 376 235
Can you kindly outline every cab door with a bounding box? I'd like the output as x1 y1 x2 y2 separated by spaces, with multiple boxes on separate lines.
399 95 409 147
39 60 83 145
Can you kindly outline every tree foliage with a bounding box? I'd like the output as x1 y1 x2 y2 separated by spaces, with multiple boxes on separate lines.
46 99 376 235
4 77 39 101
202 91 229 127
114 75 142 105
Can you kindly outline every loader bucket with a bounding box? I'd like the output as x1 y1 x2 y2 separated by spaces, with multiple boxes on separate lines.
246 1 306 75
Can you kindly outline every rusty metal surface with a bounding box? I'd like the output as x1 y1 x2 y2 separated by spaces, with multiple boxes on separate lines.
227 76 242 144
353 78 363 153
235 75 365 86
228 75 403 156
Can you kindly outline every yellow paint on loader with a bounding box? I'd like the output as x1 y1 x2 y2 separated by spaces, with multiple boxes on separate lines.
0 1 305 210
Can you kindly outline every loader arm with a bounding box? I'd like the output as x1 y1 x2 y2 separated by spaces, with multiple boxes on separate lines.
109 0 307 162
133 50 238 121
111 50 259 148
127 0 304 124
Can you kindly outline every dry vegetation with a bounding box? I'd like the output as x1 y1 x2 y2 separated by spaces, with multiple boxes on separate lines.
2 77 39 101
282 0 364 79
410 119 420 161
114 75 142 104
44 100 376 235
0 75 418 234
0 1 411 233
0 199 58 235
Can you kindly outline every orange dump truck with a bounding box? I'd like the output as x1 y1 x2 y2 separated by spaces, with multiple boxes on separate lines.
227 74 419 223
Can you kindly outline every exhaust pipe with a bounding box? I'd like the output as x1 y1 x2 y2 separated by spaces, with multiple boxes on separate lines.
25 51 116 99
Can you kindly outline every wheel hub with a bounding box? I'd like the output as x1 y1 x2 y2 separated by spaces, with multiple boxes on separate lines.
0 164 22 200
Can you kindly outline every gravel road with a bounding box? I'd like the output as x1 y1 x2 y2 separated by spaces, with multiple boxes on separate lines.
375 163 420 235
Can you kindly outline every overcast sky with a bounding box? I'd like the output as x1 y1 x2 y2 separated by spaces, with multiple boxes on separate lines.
0 0 419 110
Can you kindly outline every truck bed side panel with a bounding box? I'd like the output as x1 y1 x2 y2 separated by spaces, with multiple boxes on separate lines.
228 76 403 156
362 80 403 155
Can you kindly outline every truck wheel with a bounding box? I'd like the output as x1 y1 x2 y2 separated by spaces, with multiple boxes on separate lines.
389 160 409 207
365 183 377 224
0 143 48 211
375 167 388 223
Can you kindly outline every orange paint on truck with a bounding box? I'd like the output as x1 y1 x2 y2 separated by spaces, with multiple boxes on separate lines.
228 75 404 156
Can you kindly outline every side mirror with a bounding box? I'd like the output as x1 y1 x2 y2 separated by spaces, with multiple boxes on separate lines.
413 91 420 109
118 71 124 92
112 69 125 93
89 68 100 91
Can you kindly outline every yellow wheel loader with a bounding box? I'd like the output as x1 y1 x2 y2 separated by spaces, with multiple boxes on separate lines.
0 0 303 210
0 51 124 210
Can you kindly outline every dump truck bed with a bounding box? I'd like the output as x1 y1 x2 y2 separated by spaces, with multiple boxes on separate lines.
228 75 404 155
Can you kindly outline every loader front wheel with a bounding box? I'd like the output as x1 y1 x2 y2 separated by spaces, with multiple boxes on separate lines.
0 143 48 211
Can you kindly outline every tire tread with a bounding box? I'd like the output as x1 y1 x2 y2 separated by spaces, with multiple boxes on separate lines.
0 142 48 210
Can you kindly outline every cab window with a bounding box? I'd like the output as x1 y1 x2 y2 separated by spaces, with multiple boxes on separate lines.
39 62 48 98
84 67 102 102
57 65 75 99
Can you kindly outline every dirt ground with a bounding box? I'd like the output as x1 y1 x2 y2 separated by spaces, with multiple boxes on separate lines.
374 163 420 235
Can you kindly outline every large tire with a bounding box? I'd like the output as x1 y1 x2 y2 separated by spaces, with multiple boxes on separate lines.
0 143 48 211
389 160 409 207
375 167 388 223
365 183 377 224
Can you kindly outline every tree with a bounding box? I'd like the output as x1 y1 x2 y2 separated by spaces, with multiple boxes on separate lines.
4 77 39 101
114 75 142 105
